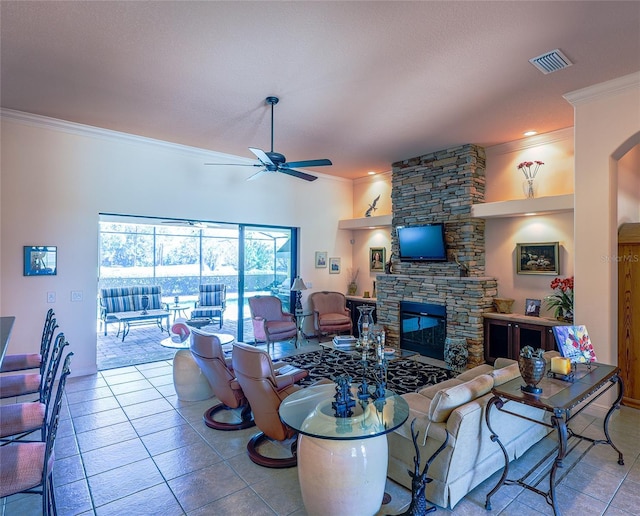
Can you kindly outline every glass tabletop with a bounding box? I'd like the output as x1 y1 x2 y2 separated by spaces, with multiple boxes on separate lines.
279 382 409 440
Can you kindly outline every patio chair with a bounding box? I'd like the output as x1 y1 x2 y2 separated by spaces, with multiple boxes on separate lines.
191 284 226 329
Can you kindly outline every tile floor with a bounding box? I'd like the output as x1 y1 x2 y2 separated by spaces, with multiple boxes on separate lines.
3 337 640 515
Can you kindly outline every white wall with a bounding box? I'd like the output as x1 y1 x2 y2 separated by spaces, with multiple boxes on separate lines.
0 111 353 376
567 72 640 366
617 144 640 225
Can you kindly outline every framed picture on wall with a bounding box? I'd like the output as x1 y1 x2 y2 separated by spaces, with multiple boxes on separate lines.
24 246 57 276
329 257 341 274
370 247 386 272
516 242 560 275
315 251 327 268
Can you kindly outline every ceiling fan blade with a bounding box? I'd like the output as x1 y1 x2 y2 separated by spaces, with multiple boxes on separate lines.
284 159 332 168
246 169 269 181
279 168 318 182
204 163 260 167
249 147 275 167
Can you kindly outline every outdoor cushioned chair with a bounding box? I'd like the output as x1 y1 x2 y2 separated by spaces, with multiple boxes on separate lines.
231 342 308 468
309 291 352 337
248 295 297 354
191 284 226 329
189 328 254 431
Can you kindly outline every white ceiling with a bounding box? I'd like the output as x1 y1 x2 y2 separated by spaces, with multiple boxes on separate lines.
1 1 639 180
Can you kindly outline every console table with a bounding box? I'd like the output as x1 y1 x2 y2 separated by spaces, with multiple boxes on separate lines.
485 362 624 515
279 382 409 516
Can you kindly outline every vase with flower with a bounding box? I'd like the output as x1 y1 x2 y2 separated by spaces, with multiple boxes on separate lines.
545 276 574 323
517 160 544 199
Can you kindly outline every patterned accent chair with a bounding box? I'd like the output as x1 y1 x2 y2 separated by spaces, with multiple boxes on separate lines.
309 291 352 338
191 284 226 329
248 296 297 354
231 342 308 467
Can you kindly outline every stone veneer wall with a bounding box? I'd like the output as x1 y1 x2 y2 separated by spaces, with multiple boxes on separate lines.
378 144 496 367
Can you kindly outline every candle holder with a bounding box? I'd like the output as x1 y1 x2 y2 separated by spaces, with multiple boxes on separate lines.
140 295 149 315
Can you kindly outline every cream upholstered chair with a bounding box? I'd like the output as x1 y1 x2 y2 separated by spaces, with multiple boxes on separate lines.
248 296 297 353
189 328 254 430
231 342 308 468
191 284 226 328
309 291 352 338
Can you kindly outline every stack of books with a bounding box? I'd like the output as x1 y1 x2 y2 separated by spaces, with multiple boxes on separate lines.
333 335 358 349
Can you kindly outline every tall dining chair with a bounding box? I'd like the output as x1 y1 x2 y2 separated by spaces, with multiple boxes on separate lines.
0 309 57 373
231 342 308 468
0 319 60 400
0 351 73 516
248 295 297 354
0 333 69 444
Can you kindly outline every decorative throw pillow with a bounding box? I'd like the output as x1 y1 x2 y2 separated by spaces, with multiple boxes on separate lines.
491 362 521 386
428 374 494 423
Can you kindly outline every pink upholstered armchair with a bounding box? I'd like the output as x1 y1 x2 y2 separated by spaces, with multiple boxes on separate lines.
309 291 352 337
248 296 297 352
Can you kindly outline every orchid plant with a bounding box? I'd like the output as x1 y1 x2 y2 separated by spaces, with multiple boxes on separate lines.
545 276 574 321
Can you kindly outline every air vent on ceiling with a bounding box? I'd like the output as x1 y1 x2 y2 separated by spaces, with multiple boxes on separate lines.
529 49 573 74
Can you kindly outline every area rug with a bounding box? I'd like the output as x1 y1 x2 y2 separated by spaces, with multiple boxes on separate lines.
279 349 454 395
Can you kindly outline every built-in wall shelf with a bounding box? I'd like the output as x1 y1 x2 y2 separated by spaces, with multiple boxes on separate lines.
338 214 392 230
471 194 574 219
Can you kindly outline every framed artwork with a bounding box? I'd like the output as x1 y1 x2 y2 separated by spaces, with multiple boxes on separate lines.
24 246 57 276
315 251 327 268
329 257 341 274
524 298 541 317
516 242 560 275
370 247 386 272
553 325 597 363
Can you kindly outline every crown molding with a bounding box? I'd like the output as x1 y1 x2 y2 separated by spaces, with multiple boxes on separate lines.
486 127 573 156
0 108 350 183
563 72 640 106
353 170 392 185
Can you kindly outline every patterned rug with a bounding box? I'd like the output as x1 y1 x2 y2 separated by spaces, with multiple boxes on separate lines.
279 349 454 395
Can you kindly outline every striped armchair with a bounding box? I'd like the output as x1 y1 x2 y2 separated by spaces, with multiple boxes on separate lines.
100 286 163 335
191 284 227 328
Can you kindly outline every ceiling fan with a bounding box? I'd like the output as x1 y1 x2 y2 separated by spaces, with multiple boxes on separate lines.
206 96 332 182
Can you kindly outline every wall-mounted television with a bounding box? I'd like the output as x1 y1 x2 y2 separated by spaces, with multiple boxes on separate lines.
397 223 447 262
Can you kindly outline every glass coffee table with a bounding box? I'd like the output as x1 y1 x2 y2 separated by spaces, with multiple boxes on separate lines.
279 382 409 515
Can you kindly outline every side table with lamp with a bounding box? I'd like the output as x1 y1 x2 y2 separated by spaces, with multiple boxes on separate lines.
291 277 309 347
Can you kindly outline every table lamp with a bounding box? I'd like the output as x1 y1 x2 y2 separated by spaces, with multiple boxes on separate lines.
290 277 307 314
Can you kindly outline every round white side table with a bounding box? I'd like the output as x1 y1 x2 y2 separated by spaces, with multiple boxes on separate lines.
161 333 235 401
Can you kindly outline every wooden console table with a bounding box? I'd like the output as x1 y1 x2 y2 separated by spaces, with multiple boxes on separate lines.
484 362 624 516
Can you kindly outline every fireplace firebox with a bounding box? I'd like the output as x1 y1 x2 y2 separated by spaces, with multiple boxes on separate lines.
400 301 446 360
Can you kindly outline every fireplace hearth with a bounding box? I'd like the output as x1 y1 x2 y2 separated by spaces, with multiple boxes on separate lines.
400 301 446 360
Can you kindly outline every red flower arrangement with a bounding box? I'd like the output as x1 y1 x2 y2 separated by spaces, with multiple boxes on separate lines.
545 276 574 321
517 160 544 180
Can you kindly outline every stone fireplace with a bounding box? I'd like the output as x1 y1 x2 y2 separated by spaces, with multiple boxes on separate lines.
376 144 497 367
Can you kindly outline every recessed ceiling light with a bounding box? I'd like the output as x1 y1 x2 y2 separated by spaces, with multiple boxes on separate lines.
524 212 537 216
524 131 537 137
367 171 376 175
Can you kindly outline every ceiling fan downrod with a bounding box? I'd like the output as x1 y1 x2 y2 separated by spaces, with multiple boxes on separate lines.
266 96 279 153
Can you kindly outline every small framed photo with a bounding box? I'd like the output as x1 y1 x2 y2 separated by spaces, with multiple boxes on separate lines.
315 251 327 268
24 246 57 276
525 298 541 317
329 257 341 274
516 242 560 275
370 247 386 272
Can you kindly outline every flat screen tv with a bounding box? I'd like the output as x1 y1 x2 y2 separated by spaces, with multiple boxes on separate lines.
397 223 447 262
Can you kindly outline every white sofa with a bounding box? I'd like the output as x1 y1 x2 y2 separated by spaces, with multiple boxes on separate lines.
387 358 552 509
